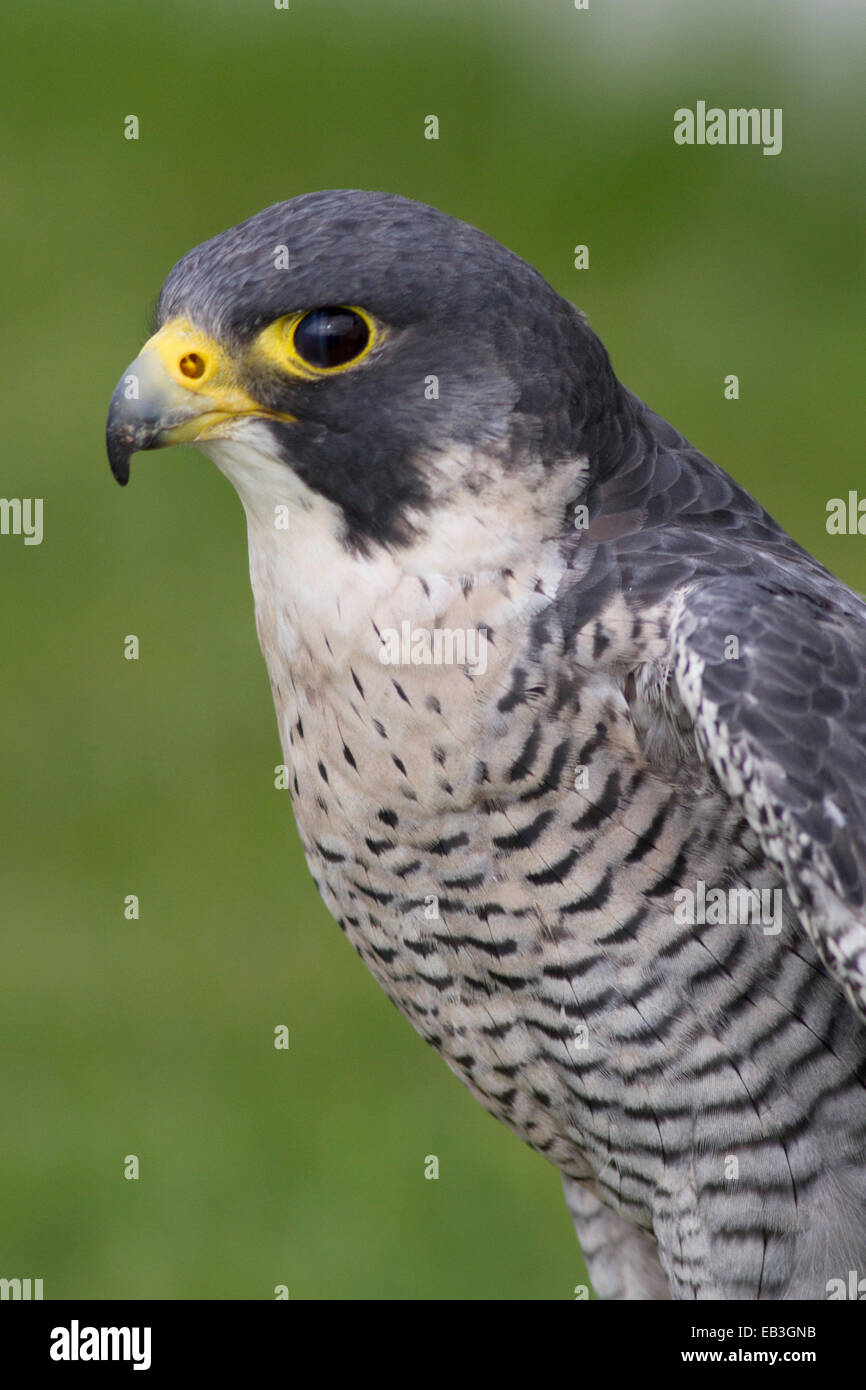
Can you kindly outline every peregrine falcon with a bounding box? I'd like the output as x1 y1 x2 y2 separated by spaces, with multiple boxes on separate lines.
106 190 866 1300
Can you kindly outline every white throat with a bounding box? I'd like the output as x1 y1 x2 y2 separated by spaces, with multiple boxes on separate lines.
202 429 581 689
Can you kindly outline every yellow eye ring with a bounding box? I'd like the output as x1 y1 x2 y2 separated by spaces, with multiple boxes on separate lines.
257 305 379 379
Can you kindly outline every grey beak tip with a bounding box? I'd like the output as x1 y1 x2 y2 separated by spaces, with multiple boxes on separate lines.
106 424 132 486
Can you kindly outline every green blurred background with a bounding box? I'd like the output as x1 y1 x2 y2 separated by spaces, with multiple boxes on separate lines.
1 0 863 1300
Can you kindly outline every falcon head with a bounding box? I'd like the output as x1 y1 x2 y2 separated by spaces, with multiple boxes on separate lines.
106 190 623 556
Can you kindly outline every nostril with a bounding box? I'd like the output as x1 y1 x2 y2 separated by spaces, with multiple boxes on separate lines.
179 352 206 380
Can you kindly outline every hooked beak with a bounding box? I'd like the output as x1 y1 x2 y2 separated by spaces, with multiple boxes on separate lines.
106 317 295 485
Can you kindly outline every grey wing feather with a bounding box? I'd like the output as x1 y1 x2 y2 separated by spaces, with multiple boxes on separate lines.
671 571 866 1023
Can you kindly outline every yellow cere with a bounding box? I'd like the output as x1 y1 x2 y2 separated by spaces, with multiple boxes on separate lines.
144 319 254 401
134 317 297 440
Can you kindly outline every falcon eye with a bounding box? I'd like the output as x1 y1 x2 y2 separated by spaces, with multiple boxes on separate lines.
256 305 378 380
292 307 371 371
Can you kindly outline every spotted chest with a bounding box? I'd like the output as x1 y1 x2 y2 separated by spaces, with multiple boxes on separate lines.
212 436 849 1234
251 549 779 1207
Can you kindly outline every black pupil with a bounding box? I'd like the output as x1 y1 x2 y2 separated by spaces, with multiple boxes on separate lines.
294 307 369 369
